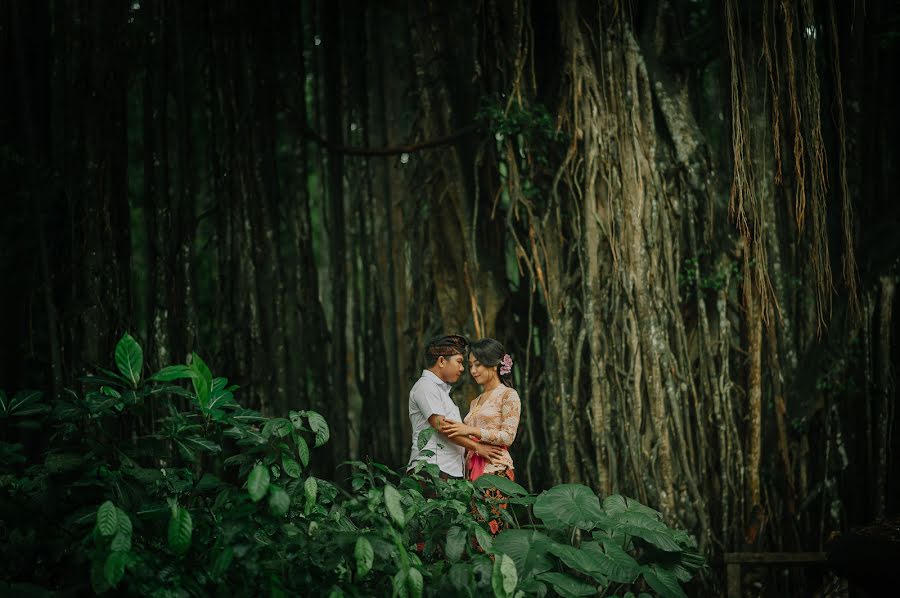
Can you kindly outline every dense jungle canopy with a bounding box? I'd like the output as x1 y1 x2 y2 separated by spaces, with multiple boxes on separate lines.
2 0 899 593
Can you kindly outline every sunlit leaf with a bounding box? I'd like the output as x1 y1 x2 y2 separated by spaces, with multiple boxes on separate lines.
114 333 143 387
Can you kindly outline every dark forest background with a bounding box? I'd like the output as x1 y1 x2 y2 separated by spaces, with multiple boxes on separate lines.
3 0 899 574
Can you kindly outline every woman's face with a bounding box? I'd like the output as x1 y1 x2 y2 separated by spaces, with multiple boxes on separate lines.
469 354 494 386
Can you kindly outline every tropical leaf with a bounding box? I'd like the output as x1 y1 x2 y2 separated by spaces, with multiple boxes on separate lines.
384 484 405 527
355 536 374 577
612 511 682 552
7 390 44 417
210 546 233 580
492 553 518 598
581 540 641 583
296 434 310 467
547 543 608 586
603 494 662 519
534 572 596 598
304 477 318 515
103 551 128 587
473 525 493 553
189 352 213 408
168 506 193 555
407 567 423 598
180 436 221 454
248 464 271 502
445 526 467 562
96 501 118 537
282 456 301 478
641 565 688 598
474 474 529 497
269 485 290 516
263 418 293 439
114 333 143 387
306 411 330 447
491 529 554 581
110 531 132 552
533 484 610 530
150 365 194 382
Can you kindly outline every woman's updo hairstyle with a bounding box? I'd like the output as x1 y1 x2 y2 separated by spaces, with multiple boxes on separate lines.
469 338 514 389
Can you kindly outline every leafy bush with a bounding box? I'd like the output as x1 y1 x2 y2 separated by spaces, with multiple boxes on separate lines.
0 334 705 597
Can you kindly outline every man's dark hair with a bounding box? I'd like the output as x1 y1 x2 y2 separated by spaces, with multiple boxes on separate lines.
424 334 468 366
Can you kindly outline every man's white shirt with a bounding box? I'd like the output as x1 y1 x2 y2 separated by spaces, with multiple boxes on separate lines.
406 369 465 477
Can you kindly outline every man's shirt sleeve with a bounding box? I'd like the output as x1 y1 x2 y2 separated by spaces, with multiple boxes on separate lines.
410 382 447 422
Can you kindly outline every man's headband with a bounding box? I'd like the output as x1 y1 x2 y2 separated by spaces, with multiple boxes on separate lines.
425 334 468 359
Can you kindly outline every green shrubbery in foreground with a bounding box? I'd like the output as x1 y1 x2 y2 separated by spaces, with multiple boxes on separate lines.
0 334 705 597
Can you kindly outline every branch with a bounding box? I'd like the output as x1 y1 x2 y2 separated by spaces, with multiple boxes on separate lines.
285 107 482 156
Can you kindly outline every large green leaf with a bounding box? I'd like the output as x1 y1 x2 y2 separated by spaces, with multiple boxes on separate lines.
448 563 471 594
492 553 518 598
269 485 291 516
641 565 687 598
603 494 662 519
7 390 45 417
114 333 143 387
384 485 405 528
263 418 293 439
116 508 133 538
248 464 271 502
534 572 596 598
491 529 554 580
189 352 213 408
547 543 608 586
210 546 233 580
96 501 118 537
533 484 610 530
104 551 128 587
282 456 302 478
110 531 132 552
474 474 529 497
355 536 374 577
407 567 423 598
306 410 330 447
473 525 493 553
612 511 682 552
304 477 318 515
180 436 221 454
581 540 641 583
150 365 194 382
295 434 310 467
168 506 193 555
446 526 467 562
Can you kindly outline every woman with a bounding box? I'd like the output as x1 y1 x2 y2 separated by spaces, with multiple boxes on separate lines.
442 338 521 535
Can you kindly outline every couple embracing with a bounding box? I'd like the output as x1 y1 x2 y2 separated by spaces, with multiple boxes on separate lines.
406 334 521 533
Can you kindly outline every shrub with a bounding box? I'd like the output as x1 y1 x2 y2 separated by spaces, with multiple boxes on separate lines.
0 334 705 596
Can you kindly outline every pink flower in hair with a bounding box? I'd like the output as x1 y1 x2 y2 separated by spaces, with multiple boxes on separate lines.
499 353 513 375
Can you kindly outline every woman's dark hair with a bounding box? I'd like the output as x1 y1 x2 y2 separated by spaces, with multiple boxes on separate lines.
469 338 514 389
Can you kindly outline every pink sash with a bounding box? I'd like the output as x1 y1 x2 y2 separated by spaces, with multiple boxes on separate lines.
467 444 507 481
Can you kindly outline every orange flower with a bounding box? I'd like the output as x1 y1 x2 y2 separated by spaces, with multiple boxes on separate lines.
488 520 500 535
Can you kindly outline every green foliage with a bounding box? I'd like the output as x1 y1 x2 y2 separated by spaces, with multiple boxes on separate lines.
678 252 740 296
0 332 705 596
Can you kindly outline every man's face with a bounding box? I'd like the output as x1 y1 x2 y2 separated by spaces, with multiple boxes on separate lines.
437 353 465 384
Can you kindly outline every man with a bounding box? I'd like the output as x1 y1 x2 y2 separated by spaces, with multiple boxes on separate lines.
407 334 504 479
